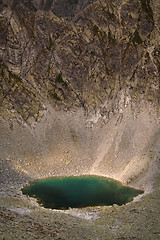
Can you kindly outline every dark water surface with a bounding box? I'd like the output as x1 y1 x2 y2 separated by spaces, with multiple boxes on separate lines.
22 176 143 210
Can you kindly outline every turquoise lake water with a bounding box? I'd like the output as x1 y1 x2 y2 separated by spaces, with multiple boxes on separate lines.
22 176 143 210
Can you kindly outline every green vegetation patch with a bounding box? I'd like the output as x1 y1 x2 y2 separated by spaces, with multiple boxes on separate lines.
52 92 61 101
47 37 54 51
55 73 68 87
8 70 22 83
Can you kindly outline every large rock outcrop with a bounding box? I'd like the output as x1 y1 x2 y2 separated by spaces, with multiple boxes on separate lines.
0 0 160 124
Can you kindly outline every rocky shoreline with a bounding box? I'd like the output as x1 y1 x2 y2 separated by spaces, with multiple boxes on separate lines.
0 174 160 240
0 150 160 240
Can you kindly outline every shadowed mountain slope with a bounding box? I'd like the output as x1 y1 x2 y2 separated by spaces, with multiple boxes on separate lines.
0 0 159 124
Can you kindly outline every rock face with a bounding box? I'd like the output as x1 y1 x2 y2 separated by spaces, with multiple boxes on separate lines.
1 0 96 19
0 0 160 124
0 0 160 191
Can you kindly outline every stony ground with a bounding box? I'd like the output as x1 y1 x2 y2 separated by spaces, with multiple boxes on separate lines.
0 144 160 240
0 106 160 239
0 176 160 240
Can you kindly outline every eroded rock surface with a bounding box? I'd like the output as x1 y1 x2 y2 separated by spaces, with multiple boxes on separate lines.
0 0 160 124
